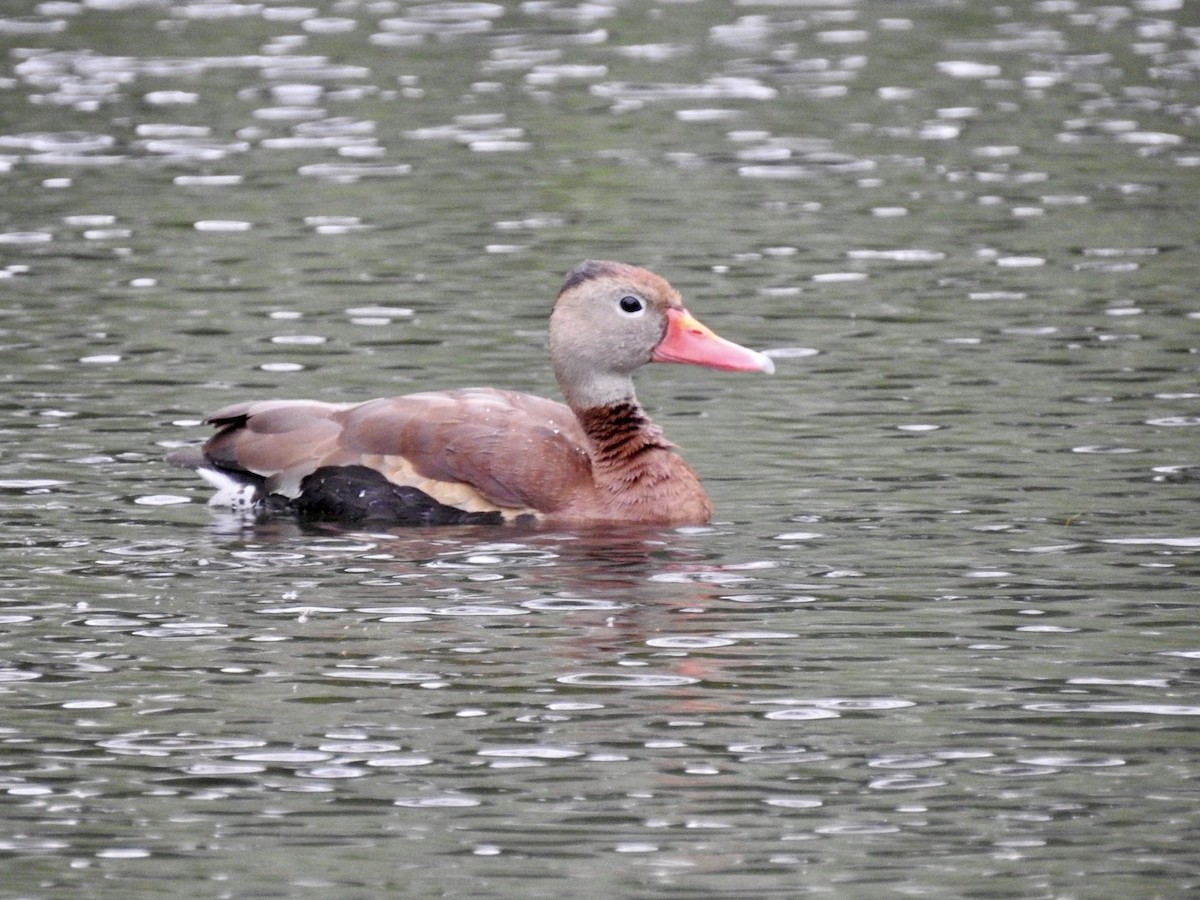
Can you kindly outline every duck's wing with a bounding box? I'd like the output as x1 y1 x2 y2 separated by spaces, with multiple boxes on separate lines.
196 388 593 515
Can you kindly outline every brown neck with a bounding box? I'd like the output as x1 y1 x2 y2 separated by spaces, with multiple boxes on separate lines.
575 401 673 473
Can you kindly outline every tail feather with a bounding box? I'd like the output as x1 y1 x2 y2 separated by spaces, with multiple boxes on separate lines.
168 448 265 512
194 466 262 511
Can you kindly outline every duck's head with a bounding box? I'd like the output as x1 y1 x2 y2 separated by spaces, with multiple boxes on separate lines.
549 260 773 409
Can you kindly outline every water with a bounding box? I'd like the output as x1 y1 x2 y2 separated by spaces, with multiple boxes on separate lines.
1 0 1198 896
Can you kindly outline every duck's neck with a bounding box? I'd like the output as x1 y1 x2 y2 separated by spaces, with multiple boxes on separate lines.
557 370 667 466
574 399 674 473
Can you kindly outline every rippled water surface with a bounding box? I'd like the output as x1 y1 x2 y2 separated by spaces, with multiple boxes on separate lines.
1 0 1198 896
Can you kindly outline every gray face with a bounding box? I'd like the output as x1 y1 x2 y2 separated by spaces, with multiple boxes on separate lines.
549 261 680 409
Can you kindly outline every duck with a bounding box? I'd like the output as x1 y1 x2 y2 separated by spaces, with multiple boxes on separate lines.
168 260 774 527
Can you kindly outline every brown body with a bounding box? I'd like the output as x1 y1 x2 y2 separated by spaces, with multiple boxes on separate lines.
173 261 773 527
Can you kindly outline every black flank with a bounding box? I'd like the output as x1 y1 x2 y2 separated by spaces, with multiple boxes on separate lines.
294 465 503 526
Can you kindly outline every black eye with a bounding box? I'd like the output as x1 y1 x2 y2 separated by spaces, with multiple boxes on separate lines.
619 295 643 314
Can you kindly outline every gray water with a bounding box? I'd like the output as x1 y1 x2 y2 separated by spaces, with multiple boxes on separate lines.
1 0 1198 897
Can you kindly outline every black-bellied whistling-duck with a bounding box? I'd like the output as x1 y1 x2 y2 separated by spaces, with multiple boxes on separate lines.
168 260 774 527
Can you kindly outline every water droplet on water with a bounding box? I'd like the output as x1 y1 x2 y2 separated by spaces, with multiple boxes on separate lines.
393 796 480 808
764 708 841 721
194 220 252 232
645 636 738 649
556 672 700 688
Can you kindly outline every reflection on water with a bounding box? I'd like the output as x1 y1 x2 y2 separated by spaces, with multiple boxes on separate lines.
1 0 1198 896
